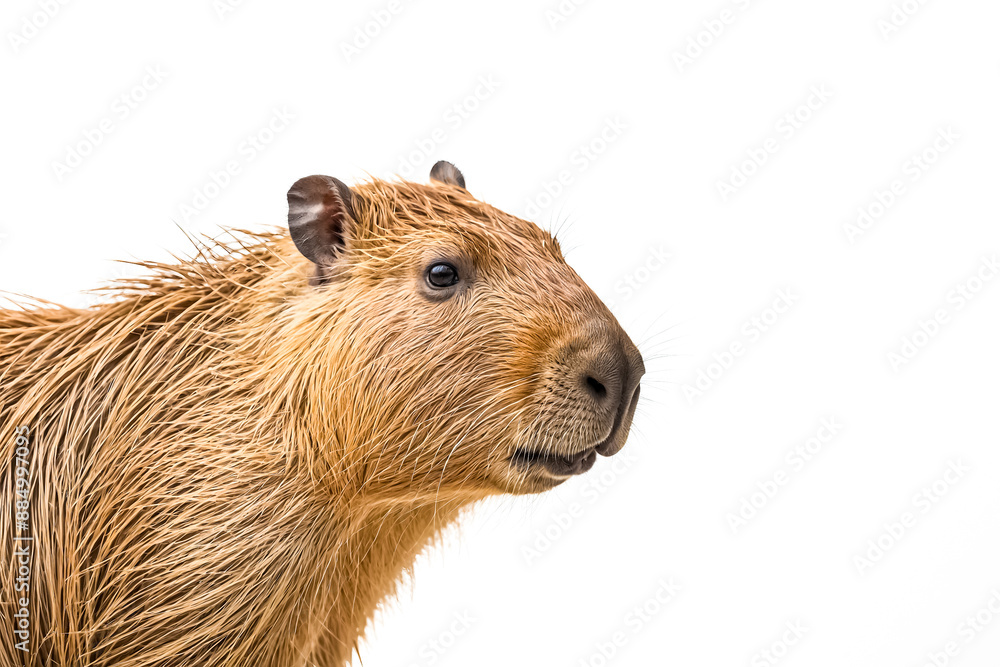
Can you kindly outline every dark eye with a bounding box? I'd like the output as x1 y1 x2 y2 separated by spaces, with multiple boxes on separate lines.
426 262 460 288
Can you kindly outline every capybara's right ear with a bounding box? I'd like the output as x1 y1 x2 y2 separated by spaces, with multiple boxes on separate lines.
429 160 467 190
287 175 357 272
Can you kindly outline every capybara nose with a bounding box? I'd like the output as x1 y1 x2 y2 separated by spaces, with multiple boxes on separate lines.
570 325 645 457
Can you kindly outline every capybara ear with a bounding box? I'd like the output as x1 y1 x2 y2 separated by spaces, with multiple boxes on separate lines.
287 175 357 274
429 160 466 190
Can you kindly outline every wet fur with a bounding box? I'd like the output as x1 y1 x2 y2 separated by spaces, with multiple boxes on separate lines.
0 178 612 666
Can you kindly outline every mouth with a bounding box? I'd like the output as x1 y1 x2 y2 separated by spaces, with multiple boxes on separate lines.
510 446 598 477
511 385 640 478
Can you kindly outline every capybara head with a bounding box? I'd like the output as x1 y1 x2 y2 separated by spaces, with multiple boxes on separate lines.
283 161 644 498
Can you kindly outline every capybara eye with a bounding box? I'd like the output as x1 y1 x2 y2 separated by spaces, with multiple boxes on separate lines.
426 262 460 288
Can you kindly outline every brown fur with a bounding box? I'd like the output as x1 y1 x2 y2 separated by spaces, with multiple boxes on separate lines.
0 177 629 666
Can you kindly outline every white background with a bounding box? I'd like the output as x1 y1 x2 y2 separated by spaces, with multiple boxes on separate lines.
3 1 1000 666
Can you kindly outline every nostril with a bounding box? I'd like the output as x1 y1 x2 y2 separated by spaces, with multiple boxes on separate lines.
585 375 608 400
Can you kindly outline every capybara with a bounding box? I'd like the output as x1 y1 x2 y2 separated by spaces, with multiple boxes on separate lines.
0 161 644 666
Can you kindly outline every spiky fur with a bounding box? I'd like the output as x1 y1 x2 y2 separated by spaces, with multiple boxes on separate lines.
0 178 619 666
